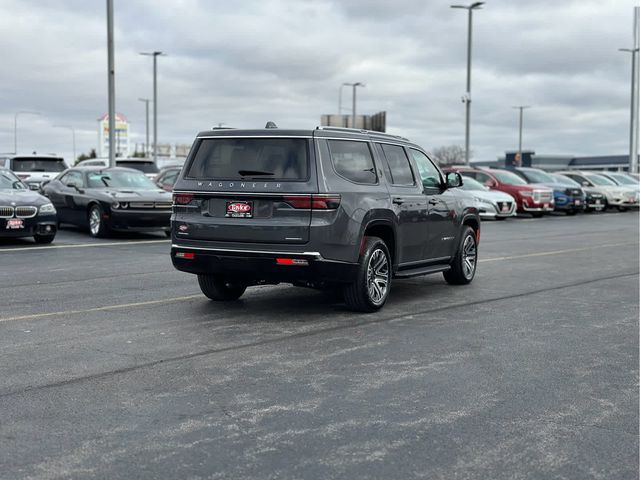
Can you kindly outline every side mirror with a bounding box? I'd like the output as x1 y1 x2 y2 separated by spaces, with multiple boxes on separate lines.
445 172 463 189
582 181 589 187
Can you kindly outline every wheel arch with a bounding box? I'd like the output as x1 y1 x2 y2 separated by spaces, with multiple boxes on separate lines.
361 219 397 266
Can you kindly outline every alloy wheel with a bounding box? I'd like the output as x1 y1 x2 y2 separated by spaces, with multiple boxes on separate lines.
89 208 101 236
366 248 389 305
462 235 477 279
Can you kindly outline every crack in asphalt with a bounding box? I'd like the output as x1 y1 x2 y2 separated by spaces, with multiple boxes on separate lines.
0 270 637 400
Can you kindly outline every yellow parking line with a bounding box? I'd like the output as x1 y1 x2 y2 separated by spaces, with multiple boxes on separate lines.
0 239 169 253
0 294 202 323
480 242 636 263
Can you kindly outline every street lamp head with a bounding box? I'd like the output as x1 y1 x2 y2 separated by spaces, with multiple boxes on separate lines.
354 82 365 87
619 47 640 53
451 2 484 9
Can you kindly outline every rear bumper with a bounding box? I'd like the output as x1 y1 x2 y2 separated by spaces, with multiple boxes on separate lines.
171 244 358 284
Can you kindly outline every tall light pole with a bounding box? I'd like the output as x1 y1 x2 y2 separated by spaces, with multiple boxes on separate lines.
14 111 41 155
619 48 638 173
350 82 364 128
451 1 484 165
512 106 530 166
140 51 166 165
54 125 76 163
338 82 353 118
138 98 150 157
106 0 116 167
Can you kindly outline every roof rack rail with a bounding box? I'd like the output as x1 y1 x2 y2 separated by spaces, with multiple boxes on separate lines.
315 126 410 142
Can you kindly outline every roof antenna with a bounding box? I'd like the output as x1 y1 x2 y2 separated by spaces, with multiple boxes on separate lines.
265 121 278 129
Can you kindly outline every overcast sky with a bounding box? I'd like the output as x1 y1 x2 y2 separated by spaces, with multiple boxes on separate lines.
0 0 638 162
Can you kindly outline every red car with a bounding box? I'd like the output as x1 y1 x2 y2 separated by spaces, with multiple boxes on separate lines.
447 167 554 217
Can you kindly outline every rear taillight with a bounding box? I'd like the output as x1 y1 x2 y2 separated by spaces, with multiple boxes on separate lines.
173 193 194 205
175 252 195 259
283 194 341 210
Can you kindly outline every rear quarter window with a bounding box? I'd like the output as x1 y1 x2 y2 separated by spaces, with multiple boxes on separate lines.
186 138 309 181
327 140 377 184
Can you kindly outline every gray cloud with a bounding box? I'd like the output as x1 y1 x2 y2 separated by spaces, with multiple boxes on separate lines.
0 0 637 162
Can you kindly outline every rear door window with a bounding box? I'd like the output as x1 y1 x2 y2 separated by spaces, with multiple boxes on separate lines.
327 140 377 184
186 138 309 181
380 144 415 186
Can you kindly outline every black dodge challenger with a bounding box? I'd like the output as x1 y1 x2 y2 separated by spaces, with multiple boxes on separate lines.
0 169 57 243
42 166 172 237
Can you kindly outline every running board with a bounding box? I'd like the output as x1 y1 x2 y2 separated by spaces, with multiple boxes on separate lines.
394 264 451 279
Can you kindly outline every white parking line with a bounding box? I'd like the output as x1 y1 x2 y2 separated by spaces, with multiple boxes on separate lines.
0 294 202 323
0 239 169 253
0 241 637 325
479 242 635 263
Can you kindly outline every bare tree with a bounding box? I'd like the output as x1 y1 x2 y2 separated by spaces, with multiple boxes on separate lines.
430 145 467 166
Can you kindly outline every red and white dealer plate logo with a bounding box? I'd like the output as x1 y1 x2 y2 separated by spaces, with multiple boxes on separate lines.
226 201 253 218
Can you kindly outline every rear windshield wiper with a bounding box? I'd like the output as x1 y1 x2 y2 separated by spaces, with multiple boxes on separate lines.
238 170 274 176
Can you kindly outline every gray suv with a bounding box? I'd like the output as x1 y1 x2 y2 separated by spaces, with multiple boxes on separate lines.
171 126 480 312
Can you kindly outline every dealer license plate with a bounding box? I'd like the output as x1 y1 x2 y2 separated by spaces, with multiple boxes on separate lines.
6 218 24 229
225 201 253 218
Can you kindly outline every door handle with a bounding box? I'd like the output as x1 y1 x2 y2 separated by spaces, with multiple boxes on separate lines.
392 197 406 205
428 198 439 206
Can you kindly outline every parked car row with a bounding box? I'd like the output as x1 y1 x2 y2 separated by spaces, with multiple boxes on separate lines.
444 166 638 217
1 150 638 246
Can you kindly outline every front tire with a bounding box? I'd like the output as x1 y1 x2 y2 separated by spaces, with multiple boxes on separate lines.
343 236 391 313
443 226 478 285
34 234 55 244
88 204 109 238
197 274 247 301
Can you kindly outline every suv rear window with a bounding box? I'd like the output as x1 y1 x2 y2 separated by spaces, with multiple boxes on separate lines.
116 161 159 174
328 140 377 184
186 138 308 181
12 157 67 172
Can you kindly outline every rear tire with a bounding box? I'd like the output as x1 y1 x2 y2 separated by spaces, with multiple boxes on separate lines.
343 236 391 313
531 212 544 218
34 234 55 244
197 274 246 301
443 226 477 285
617 206 628 212
566 210 577 216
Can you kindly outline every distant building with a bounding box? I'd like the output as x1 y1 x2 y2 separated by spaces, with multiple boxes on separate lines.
472 153 635 172
320 111 386 132
98 113 130 158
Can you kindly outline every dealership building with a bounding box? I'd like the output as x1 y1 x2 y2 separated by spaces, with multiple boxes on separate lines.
472 152 636 172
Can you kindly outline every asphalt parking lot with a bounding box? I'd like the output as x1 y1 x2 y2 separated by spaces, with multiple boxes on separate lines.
0 212 638 480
